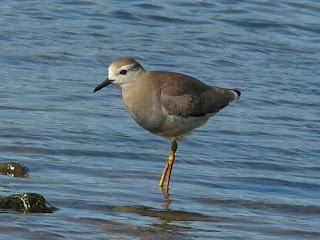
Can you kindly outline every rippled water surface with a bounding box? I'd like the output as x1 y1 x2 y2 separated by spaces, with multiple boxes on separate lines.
1 0 319 239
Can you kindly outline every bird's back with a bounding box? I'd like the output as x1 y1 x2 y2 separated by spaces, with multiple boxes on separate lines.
148 71 239 118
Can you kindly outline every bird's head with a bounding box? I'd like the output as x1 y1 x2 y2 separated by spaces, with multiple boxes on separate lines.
94 58 145 92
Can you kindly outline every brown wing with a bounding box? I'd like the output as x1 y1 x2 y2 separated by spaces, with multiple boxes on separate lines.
154 71 238 118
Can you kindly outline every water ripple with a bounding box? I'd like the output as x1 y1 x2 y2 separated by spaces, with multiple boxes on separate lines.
1 0 319 239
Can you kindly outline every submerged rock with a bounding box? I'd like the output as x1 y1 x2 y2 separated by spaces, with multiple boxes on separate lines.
0 162 28 177
0 193 56 213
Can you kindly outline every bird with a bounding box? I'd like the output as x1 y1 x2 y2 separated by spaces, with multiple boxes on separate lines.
94 58 241 189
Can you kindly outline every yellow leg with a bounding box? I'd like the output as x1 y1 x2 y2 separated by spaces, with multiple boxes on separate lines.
159 161 169 187
159 139 178 188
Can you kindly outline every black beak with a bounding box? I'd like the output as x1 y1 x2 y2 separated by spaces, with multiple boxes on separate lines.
93 78 113 93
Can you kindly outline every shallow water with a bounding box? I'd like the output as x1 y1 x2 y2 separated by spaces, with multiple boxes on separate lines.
1 0 319 239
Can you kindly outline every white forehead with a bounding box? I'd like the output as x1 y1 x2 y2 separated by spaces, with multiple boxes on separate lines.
108 58 139 71
108 63 139 74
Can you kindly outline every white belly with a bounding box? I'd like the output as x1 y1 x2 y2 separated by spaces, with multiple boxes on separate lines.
157 106 216 139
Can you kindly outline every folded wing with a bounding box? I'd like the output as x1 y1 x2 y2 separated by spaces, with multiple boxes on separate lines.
158 72 240 118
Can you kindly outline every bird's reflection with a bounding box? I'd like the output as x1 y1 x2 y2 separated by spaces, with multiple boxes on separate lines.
159 186 171 209
110 204 210 226
96 193 215 236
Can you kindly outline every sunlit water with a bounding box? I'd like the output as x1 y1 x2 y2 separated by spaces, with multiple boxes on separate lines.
1 0 319 239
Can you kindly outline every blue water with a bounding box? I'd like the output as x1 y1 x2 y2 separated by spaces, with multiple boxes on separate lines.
1 0 319 239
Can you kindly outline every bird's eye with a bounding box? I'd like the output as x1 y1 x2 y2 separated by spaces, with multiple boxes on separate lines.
120 70 127 75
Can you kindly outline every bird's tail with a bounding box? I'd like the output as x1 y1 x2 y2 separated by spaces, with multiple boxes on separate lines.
230 89 241 101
